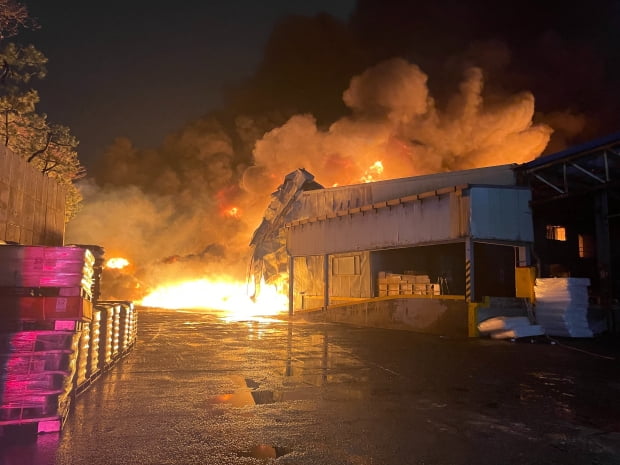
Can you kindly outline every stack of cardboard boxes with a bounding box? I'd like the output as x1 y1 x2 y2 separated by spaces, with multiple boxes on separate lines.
377 271 441 297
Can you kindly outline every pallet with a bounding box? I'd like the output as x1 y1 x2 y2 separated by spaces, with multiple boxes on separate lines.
0 414 67 435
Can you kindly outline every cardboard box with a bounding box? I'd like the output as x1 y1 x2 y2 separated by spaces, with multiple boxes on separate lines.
414 283 427 293
400 283 413 294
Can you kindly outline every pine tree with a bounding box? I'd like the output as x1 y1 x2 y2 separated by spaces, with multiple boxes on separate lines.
0 1 85 220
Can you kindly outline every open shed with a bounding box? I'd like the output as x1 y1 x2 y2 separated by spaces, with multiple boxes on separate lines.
285 164 533 310
248 165 537 336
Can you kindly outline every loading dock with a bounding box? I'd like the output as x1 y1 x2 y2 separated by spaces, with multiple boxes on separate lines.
272 166 535 336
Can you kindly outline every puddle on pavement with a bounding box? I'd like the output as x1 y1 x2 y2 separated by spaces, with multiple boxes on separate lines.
238 444 290 459
209 375 316 407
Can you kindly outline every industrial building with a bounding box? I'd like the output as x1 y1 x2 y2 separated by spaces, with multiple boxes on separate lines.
515 132 619 321
251 133 619 337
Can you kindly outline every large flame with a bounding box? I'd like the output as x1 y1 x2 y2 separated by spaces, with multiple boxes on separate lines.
360 161 384 183
138 276 288 321
106 257 130 269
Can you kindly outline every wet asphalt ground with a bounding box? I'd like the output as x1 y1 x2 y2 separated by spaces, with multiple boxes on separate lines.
1 306 620 465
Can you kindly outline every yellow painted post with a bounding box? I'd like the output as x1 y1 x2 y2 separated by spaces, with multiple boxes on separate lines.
515 266 537 303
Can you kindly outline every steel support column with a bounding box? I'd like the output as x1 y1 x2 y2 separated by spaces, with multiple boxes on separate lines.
595 191 612 306
323 254 330 310
288 255 294 316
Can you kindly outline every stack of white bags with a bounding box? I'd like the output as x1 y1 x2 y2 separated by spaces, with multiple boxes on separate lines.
478 316 544 339
534 277 593 338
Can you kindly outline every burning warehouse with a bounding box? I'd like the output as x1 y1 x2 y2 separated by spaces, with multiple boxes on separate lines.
251 164 536 337
251 132 620 338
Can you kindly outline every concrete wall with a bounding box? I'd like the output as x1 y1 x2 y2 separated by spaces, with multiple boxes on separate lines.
298 297 469 337
0 146 65 245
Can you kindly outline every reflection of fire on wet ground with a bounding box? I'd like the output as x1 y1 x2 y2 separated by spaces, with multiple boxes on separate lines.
239 444 290 459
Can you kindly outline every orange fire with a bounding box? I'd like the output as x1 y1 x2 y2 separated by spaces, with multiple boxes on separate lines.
106 257 130 269
138 276 288 321
226 206 240 218
360 161 384 183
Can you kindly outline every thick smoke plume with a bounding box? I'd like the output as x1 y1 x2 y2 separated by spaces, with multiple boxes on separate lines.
66 57 550 299
66 0 619 299
248 59 550 189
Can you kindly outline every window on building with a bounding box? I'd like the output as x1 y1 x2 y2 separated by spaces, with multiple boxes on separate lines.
332 255 360 275
546 225 567 241
578 234 594 258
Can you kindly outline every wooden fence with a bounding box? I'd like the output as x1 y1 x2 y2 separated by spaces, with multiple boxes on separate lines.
0 145 65 245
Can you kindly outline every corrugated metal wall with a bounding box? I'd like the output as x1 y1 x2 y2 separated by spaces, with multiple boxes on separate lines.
295 164 517 220
288 185 533 257
288 191 463 256
292 252 372 309
469 187 533 242
293 255 325 309
330 251 371 299
0 146 66 245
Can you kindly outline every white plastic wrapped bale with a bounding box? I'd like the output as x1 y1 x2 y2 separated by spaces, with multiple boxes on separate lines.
477 316 544 339
534 278 593 338
489 325 545 339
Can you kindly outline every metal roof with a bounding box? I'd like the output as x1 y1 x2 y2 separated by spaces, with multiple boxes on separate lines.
517 131 620 171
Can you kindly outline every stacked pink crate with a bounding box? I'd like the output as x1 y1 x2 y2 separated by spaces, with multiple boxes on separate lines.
0 245 94 433
0 330 80 433
0 245 94 321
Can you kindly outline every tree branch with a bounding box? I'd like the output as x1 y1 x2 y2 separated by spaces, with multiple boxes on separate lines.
27 131 52 162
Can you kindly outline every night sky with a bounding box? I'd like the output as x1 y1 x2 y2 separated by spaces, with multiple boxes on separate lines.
18 1 356 168
16 0 620 171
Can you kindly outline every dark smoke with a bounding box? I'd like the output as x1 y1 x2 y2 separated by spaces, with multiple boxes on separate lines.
65 0 619 299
